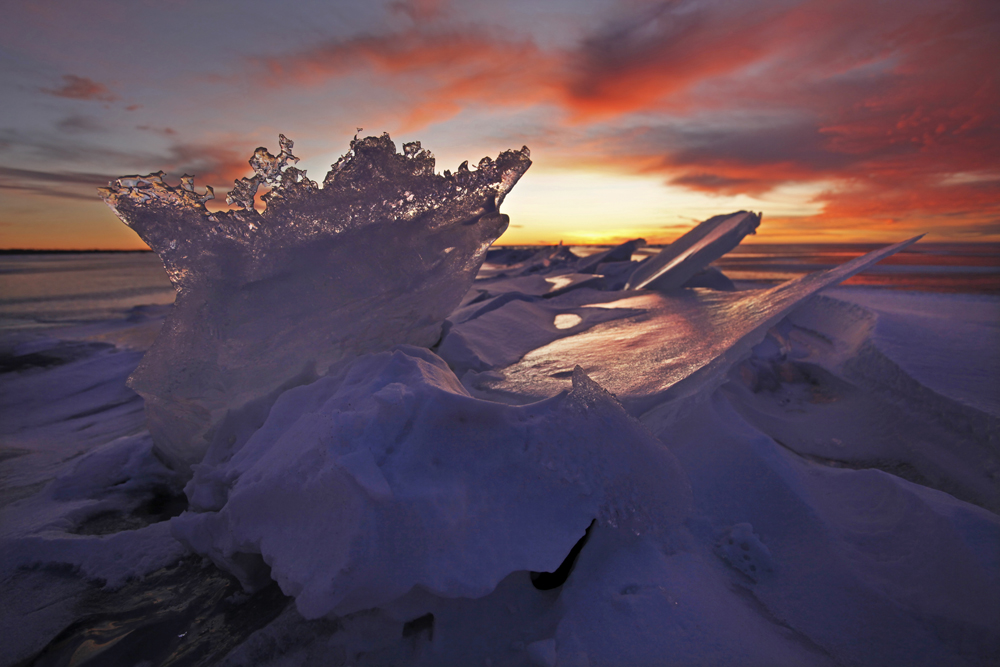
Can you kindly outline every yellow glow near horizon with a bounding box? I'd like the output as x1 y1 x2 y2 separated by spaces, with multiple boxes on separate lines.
497 169 828 245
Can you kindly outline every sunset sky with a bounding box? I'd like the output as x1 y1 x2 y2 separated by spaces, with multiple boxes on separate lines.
1 0 998 248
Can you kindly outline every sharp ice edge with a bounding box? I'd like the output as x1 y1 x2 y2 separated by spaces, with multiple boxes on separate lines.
468 234 925 417
626 210 761 291
98 133 531 473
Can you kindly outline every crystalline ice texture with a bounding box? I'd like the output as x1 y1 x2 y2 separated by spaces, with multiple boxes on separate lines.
99 133 531 474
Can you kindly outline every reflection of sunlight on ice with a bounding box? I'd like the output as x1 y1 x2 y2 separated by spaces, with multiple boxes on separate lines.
553 313 582 329
582 295 662 309
545 276 576 291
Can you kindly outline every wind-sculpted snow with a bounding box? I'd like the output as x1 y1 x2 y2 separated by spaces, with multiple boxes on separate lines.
99 134 531 473
724 294 1000 512
173 346 691 618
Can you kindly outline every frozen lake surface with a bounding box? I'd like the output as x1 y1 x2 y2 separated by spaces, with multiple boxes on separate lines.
2 247 997 667
1 134 998 665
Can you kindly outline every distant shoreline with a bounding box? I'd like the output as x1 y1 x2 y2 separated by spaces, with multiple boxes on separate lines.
0 249 154 255
2 243 997 255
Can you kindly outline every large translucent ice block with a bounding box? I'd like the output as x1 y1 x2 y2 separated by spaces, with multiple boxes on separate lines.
99 134 531 473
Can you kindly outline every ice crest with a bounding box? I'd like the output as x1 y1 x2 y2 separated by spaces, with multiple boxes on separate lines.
99 133 531 473
100 171 215 211
225 133 302 210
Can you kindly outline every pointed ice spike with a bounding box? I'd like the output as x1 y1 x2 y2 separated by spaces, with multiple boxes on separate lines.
576 238 645 274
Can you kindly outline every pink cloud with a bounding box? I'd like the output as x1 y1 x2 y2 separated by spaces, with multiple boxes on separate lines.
42 74 118 102
249 0 998 232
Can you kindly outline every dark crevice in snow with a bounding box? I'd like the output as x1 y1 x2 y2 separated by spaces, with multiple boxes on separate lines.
530 519 595 590
0 480 48 510
73 486 189 536
401 613 434 642
0 342 116 374
0 447 31 462
63 394 143 421
771 437 938 490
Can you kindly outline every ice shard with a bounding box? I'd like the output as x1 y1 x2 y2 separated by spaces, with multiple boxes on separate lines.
575 237 645 274
471 237 922 414
625 211 760 291
99 134 531 473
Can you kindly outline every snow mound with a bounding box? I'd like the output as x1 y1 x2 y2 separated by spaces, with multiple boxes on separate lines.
99 134 531 474
724 293 1000 513
0 434 187 589
173 346 691 618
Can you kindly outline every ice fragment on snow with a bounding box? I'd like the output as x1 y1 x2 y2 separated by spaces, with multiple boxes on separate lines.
626 211 760 291
575 238 645 274
680 266 736 291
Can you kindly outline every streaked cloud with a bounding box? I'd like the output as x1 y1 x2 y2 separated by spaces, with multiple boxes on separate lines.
1 0 997 246
41 74 117 102
0 166 112 200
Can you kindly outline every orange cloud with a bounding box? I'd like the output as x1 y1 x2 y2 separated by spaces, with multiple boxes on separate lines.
255 28 559 130
245 0 999 237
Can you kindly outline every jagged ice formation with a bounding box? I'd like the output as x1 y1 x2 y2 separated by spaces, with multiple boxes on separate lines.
99 134 531 474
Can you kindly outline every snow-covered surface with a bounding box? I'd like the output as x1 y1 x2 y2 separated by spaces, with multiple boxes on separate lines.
826 287 1000 417
1 163 998 666
174 351 690 619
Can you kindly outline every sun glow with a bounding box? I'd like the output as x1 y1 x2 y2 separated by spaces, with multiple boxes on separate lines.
497 168 828 245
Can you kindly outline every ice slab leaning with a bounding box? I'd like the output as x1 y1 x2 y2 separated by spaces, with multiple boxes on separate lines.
626 210 761 291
